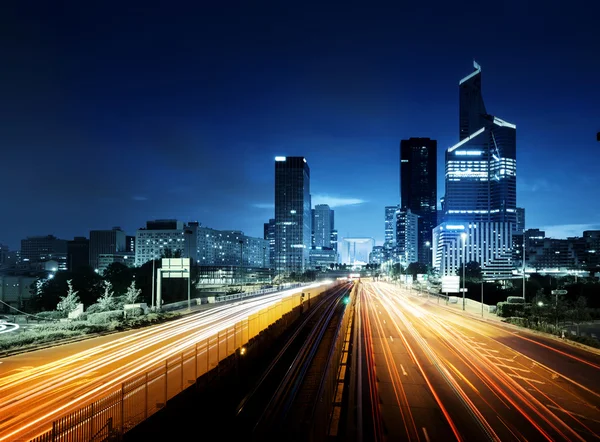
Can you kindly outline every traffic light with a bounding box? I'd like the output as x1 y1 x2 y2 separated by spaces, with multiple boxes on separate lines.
342 295 350 305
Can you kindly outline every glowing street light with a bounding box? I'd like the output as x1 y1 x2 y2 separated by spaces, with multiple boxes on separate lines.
461 233 467 311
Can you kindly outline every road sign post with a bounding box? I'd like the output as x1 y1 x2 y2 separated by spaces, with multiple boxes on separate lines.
551 289 568 328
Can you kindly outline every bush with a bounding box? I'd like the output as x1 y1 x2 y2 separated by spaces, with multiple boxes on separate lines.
86 304 104 315
497 302 525 318
87 310 124 324
568 334 600 349
124 307 144 318
36 311 67 320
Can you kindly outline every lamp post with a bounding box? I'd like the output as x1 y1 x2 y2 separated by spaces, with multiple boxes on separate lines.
461 233 467 311
522 235 526 300
239 240 244 292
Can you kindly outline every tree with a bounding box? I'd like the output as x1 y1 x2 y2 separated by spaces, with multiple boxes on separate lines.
456 261 483 284
57 280 80 313
124 280 142 304
567 296 591 336
406 262 428 281
103 262 134 296
97 280 116 311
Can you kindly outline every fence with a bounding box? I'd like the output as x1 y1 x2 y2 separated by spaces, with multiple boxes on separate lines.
27 281 339 442
214 282 304 304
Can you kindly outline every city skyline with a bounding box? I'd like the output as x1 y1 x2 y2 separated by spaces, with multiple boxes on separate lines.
1 1 599 249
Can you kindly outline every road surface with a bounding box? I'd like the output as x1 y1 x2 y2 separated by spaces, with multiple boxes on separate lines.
359 281 600 441
0 285 315 441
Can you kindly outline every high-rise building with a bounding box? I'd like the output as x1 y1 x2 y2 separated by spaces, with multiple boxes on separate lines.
67 237 90 271
312 204 334 248
384 206 398 260
434 62 517 280
444 62 517 225
396 209 419 265
264 219 276 269
20 235 68 269
400 138 437 266
515 207 525 234
0 244 8 268
196 226 268 268
369 246 385 265
274 156 311 274
89 227 126 271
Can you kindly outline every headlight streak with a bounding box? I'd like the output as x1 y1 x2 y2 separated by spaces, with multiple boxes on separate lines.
371 283 500 442
365 283 464 441
379 282 593 441
0 283 332 441
361 284 420 440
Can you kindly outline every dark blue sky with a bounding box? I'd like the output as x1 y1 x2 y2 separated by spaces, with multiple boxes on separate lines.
1 0 599 250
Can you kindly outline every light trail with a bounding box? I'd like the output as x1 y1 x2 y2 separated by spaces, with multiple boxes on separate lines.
0 283 328 441
361 281 600 441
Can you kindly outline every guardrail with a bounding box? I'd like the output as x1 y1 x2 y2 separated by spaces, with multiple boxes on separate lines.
213 283 304 304
27 280 339 442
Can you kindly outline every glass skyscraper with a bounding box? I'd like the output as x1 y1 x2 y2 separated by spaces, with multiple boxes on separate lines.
400 137 437 265
433 62 517 280
274 156 311 274
445 61 517 224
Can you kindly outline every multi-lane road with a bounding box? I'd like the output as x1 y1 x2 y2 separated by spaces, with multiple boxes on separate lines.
0 286 319 441
359 281 600 441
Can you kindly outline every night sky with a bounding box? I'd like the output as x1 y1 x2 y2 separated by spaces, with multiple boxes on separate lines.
1 0 599 250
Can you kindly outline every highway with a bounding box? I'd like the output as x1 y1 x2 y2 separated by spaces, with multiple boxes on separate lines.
359 281 600 441
0 285 321 441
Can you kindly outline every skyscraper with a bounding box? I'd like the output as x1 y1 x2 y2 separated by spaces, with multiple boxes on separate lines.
400 137 437 265
434 61 517 280
445 62 517 225
264 218 276 269
384 206 398 260
396 208 419 265
312 204 334 248
274 156 311 274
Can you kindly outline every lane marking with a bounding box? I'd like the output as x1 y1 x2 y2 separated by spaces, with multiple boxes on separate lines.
485 355 516 363
508 373 545 384
390 335 393 342
400 364 408 376
422 427 431 442
383 320 386 324
495 364 530 373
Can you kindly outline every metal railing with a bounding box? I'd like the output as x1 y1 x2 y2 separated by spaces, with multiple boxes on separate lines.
214 282 304 303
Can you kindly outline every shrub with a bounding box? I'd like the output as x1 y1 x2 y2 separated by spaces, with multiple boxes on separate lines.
568 334 600 349
497 302 525 318
124 307 144 318
87 310 124 325
86 304 104 314
36 311 67 320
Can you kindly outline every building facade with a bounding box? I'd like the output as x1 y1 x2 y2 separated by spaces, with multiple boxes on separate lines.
67 237 90 271
384 206 398 261
89 228 126 271
274 156 311 274
196 226 268 269
369 246 385 265
20 235 67 270
98 252 135 275
312 204 334 248
341 238 375 265
434 62 517 279
396 209 419 265
400 137 437 266
0 275 36 311
135 220 192 266
433 222 513 280
264 218 276 269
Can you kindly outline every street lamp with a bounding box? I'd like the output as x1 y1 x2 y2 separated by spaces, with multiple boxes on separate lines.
239 240 244 292
461 233 467 311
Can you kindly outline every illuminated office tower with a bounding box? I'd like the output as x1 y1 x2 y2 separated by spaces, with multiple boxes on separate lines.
274 156 311 274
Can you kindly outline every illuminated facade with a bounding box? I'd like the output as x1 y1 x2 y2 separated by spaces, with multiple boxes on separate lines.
274 156 311 274
312 204 334 248
396 209 419 265
434 62 517 279
90 228 126 271
384 206 398 260
433 222 513 279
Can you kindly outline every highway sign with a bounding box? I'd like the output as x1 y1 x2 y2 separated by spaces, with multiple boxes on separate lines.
441 275 460 293
551 289 568 295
